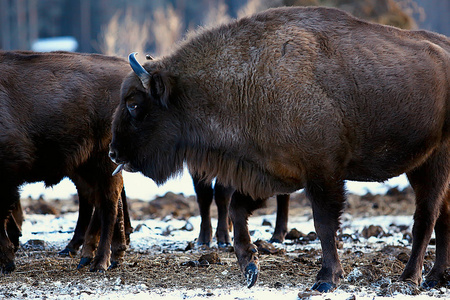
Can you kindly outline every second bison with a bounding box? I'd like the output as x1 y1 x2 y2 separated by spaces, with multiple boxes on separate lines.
0 51 131 272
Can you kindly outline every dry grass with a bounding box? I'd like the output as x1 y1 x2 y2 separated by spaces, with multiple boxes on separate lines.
98 0 419 59
98 8 150 59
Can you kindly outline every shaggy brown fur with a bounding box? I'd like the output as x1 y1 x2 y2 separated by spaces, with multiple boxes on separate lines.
0 51 131 273
110 6 450 292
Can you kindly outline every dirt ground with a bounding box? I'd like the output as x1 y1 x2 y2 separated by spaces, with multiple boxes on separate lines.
1 187 450 299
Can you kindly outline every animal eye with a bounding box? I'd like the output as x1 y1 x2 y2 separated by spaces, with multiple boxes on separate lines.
126 101 139 118
127 102 137 111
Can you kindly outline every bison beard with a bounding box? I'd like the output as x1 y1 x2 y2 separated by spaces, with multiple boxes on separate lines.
110 6 450 293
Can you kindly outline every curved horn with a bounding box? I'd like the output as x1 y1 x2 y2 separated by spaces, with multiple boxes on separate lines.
128 52 150 90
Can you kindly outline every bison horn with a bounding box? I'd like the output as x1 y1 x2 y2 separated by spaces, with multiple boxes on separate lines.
112 164 124 176
129 52 150 90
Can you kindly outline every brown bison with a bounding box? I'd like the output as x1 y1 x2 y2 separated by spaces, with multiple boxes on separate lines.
109 7 450 292
0 51 131 273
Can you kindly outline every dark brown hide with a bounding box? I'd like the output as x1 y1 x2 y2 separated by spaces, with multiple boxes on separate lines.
0 51 131 273
110 7 450 291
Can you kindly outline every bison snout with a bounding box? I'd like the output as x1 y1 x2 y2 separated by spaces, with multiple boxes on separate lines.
108 149 118 162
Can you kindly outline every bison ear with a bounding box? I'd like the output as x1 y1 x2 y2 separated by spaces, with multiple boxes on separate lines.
150 71 172 109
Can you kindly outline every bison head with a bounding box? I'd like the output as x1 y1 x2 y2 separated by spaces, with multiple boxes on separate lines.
109 53 184 184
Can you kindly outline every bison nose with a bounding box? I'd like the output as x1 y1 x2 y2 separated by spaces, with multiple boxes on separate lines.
109 149 118 162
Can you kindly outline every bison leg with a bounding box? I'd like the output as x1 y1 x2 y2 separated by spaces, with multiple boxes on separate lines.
229 191 266 288
89 175 122 272
78 208 101 269
121 188 133 245
7 201 23 252
59 184 94 256
214 183 234 247
193 176 214 246
423 190 450 288
109 196 127 269
402 147 450 287
0 187 20 273
306 179 346 292
270 194 290 243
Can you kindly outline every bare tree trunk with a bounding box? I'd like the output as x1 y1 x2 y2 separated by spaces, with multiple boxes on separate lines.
80 0 91 52
0 0 11 50
17 0 27 49
28 0 38 46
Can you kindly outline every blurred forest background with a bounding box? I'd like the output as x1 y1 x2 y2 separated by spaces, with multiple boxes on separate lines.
0 0 449 58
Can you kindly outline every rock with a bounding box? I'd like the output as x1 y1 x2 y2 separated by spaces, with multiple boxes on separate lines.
25 198 58 215
199 252 221 264
361 225 385 238
396 252 409 264
305 231 317 241
262 219 272 227
254 239 285 255
285 228 304 240
23 239 47 250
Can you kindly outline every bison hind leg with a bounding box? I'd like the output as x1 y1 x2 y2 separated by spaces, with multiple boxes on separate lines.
213 182 234 248
192 176 214 246
269 194 290 243
422 188 450 289
402 145 450 287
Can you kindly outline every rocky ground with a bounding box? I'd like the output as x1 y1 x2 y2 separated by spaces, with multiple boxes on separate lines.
1 187 450 299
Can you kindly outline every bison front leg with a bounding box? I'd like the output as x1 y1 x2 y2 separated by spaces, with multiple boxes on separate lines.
270 194 290 243
306 179 346 292
229 192 266 288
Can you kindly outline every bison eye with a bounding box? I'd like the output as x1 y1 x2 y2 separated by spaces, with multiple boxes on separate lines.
126 101 139 118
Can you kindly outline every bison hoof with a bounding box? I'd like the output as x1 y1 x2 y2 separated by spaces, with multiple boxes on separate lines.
422 280 439 289
245 262 259 288
1 261 16 274
311 282 336 292
90 267 106 273
108 261 120 270
77 257 92 269
196 241 210 248
58 247 77 256
217 242 231 248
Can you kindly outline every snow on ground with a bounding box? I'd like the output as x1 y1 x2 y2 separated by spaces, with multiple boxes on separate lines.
18 209 445 300
14 171 446 299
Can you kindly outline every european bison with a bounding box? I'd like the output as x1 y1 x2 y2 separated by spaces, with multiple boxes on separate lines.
192 175 290 247
109 7 450 292
0 51 131 273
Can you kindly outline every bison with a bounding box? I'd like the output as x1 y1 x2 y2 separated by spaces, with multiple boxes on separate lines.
109 6 450 292
0 51 131 273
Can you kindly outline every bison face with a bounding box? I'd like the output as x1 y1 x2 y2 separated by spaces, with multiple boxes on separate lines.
109 53 184 184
